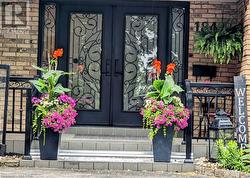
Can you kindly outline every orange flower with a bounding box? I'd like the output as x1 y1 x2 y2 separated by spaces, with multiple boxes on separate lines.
166 63 176 75
52 48 63 58
152 59 161 74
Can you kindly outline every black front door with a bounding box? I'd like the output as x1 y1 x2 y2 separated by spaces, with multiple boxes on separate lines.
58 5 169 127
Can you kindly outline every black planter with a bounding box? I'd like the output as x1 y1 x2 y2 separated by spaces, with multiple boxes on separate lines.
152 126 174 162
39 129 60 160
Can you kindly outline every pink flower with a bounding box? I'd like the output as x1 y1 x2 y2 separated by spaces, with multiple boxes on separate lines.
58 94 77 107
42 106 78 133
158 100 164 109
168 104 174 110
140 109 144 116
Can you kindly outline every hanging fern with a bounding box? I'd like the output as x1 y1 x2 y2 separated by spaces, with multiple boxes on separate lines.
194 23 243 64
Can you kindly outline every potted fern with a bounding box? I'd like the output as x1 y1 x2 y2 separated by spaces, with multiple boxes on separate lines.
194 23 243 64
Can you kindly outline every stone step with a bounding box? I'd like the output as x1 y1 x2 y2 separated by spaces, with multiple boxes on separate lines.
20 159 195 172
66 126 150 137
31 135 185 152
23 149 194 172
31 134 208 158
30 149 193 161
32 135 151 151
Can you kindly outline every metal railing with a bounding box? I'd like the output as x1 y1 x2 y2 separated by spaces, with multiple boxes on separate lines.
1 76 33 157
185 80 235 140
0 65 10 156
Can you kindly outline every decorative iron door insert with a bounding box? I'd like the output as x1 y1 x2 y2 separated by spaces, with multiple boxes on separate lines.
58 6 112 125
111 7 168 126
56 4 188 126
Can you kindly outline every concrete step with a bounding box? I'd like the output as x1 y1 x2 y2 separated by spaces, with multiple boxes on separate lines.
22 149 194 172
30 149 193 161
31 134 208 158
20 158 195 172
32 135 152 151
66 126 150 137
31 135 186 152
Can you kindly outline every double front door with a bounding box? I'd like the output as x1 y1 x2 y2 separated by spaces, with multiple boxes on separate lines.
58 5 169 127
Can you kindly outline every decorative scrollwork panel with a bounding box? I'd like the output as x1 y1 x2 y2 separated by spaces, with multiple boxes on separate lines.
68 13 103 110
171 8 185 86
123 15 158 111
42 4 56 66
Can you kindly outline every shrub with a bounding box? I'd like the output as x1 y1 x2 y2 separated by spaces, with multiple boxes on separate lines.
242 144 250 173
216 139 245 171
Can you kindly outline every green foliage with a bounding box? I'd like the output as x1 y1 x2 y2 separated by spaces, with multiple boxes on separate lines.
30 66 71 100
216 139 245 172
242 144 250 172
194 23 243 64
146 74 184 105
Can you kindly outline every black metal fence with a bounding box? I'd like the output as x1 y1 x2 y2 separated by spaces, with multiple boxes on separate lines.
0 65 10 155
1 76 33 157
185 80 235 140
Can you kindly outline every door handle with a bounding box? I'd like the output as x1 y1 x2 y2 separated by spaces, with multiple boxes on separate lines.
102 60 111 76
114 59 123 75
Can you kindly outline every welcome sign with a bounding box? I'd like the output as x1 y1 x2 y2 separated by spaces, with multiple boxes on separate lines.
234 76 249 149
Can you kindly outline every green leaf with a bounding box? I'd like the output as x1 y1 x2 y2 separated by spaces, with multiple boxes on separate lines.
32 65 47 72
30 79 47 93
160 75 174 98
172 84 184 93
146 91 160 98
54 84 71 94
42 70 64 80
153 80 164 91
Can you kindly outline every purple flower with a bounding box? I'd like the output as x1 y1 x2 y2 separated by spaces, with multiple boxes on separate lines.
32 97 41 104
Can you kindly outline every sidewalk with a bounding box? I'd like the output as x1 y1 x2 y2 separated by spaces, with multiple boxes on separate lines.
0 167 211 178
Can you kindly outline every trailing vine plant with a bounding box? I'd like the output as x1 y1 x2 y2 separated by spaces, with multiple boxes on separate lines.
194 23 243 64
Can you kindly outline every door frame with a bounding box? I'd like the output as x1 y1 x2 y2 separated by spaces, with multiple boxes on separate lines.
38 0 190 127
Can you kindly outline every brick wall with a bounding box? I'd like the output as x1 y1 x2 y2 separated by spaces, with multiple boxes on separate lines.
188 1 240 83
239 0 250 141
0 0 39 77
0 0 39 133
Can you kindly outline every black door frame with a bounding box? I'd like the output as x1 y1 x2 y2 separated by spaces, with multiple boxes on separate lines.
38 0 190 127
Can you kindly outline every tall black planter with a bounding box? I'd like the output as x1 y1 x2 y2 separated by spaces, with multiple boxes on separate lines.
39 129 60 160
153 126 174 162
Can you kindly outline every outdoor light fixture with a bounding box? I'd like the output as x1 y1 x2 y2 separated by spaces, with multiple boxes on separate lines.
208 109 234 161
